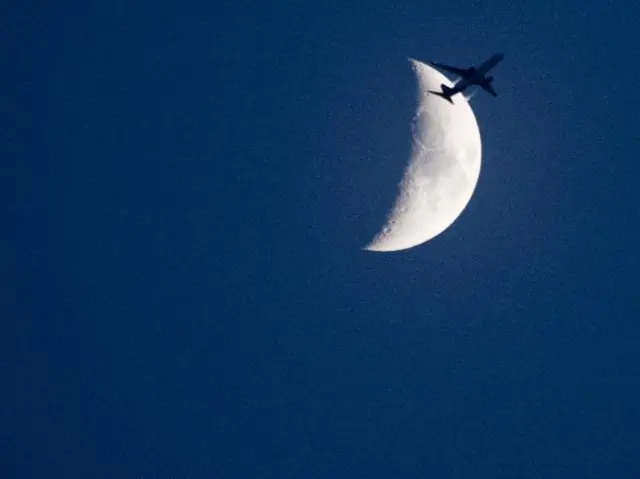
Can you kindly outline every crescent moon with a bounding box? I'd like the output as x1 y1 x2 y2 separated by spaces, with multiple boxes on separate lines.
364 59 482 252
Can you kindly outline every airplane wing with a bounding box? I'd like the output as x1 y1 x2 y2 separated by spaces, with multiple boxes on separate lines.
480 82 497 97
429 62 469 77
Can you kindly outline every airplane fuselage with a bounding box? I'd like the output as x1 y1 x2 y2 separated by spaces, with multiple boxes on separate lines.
466 53 503 83
477 53 504 75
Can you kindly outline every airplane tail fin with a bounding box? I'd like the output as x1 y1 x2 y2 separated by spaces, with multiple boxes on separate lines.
427 84 454 104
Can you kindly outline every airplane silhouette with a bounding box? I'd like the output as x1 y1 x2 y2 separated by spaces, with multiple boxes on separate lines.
428 53 504 103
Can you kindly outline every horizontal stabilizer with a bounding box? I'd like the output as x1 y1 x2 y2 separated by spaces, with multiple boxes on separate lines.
428 90 454 104
427 84 454 104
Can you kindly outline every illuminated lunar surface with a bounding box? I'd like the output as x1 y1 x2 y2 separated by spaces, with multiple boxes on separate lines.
364 59 482 252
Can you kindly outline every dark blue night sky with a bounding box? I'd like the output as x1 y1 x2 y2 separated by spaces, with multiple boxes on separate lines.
3 0 639 477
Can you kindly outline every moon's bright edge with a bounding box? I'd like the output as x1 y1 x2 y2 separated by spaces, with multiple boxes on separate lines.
364 59 482 252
